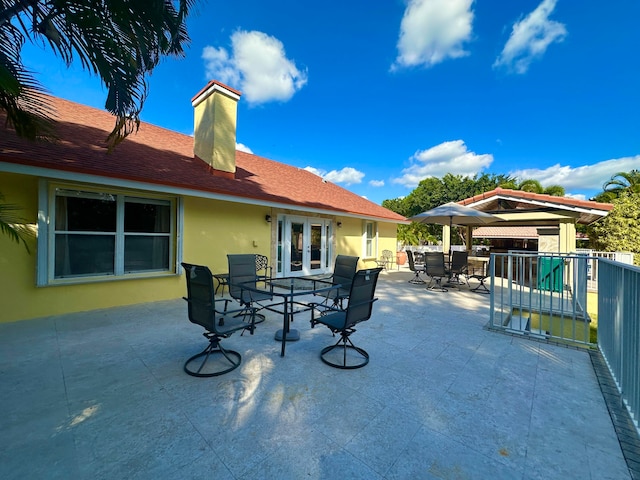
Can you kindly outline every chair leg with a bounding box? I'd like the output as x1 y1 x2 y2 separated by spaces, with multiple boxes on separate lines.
320 333 369 369
234 304 265 326
471 278 490 294
184 332 241 377
408 270 426 284
238 307 258 336
426 277 448 292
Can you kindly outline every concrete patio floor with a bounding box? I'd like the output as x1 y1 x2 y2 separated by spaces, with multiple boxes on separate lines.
0 269 632 479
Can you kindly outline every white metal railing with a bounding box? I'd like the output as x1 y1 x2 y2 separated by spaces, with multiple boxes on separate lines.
489 252 593 346
575 249 635 291
597 259 640 433
402 245 491 255
487 253 640 434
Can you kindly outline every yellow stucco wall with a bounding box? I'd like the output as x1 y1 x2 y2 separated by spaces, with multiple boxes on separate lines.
0 174 271 323
559 221 577 253
0 173 400 322
182 196 272 272
334 217 397 269
0 174 190 323
334 218 362 260
373 221 398 267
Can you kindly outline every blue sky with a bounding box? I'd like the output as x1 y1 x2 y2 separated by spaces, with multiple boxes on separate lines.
21 0 640 205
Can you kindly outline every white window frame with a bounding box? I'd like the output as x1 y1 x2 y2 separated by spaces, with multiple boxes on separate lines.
362 220 378 259
37 181 183 285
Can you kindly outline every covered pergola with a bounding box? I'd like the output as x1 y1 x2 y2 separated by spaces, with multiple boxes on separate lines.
447 188 613 254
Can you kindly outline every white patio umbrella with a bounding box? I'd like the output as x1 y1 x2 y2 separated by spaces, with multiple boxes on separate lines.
408 202 502 261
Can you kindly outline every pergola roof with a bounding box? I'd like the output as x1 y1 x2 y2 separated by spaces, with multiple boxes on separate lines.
459 188 613 225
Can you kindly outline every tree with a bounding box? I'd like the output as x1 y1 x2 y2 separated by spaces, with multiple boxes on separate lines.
518 179 543 193
396 223 437 246
401 173 517 218
497 179 518 189
381 197 409 217
592 170 640 203
385 172 570 248
0 193 33 253
1 0 195 150
542 185 565 196
384 173 517 245
588 191 640 266
493 177 565 196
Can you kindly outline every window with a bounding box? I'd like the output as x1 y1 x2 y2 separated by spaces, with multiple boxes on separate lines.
39 185 178 283
363 221 377 258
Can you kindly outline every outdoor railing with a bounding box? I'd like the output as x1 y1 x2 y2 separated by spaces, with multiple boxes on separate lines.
575 249 635 291
597 259 640 433
488 252 593 346
488 252 640 434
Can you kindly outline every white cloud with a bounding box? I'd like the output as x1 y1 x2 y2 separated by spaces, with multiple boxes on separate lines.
392 0 474 70
202 30 308 104
236 142 253 153
392 140 493 188
493 0 567 74
509 155 640 193
369 180 385 187
303 166 365 185
564 193 586 201
303 166 323 177
202 45 240 86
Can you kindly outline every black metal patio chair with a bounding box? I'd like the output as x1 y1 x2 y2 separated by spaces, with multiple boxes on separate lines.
213 254 271 296
255 254 272 283
228 254 274 324
448 250 469 286
424 252 448 292
314 255 359 308
468 257 491 294
406 250 427 284
181 262 256 377
310 267 383 369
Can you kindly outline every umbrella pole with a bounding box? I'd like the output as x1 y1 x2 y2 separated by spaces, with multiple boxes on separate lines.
448 217 453 265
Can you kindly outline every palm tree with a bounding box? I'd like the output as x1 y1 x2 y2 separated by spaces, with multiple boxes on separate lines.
591 170 640 202
603 170 640 196
0 194 33 253
1 0 195 150
518 179 544 193
516 179 564 196
543 185 565 196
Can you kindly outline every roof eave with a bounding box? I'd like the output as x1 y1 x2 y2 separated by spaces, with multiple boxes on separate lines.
1 161 407 224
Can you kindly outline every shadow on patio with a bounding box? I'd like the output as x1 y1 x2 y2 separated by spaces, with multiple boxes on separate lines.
0 270 631 479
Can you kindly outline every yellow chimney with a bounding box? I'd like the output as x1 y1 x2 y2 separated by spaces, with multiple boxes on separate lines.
191 81 241 177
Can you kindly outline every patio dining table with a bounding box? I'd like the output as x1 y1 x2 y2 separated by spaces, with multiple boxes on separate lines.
239 276 341 356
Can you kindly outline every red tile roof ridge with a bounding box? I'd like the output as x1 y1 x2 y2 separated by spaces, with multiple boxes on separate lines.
458 187 613 211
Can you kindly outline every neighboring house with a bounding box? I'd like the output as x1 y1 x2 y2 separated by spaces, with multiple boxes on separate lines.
456 188 613 253
0 80 406 322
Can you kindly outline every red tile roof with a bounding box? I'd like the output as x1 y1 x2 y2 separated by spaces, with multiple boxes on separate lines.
459 187 613 212
473 226 543 239
458 187 612 224
0 96 405 222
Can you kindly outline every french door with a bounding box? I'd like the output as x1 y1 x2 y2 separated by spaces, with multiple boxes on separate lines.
277 215 333 277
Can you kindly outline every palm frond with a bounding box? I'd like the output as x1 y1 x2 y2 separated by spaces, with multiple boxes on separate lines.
0 195 34 254
0 8 57 141
1 0 195 149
